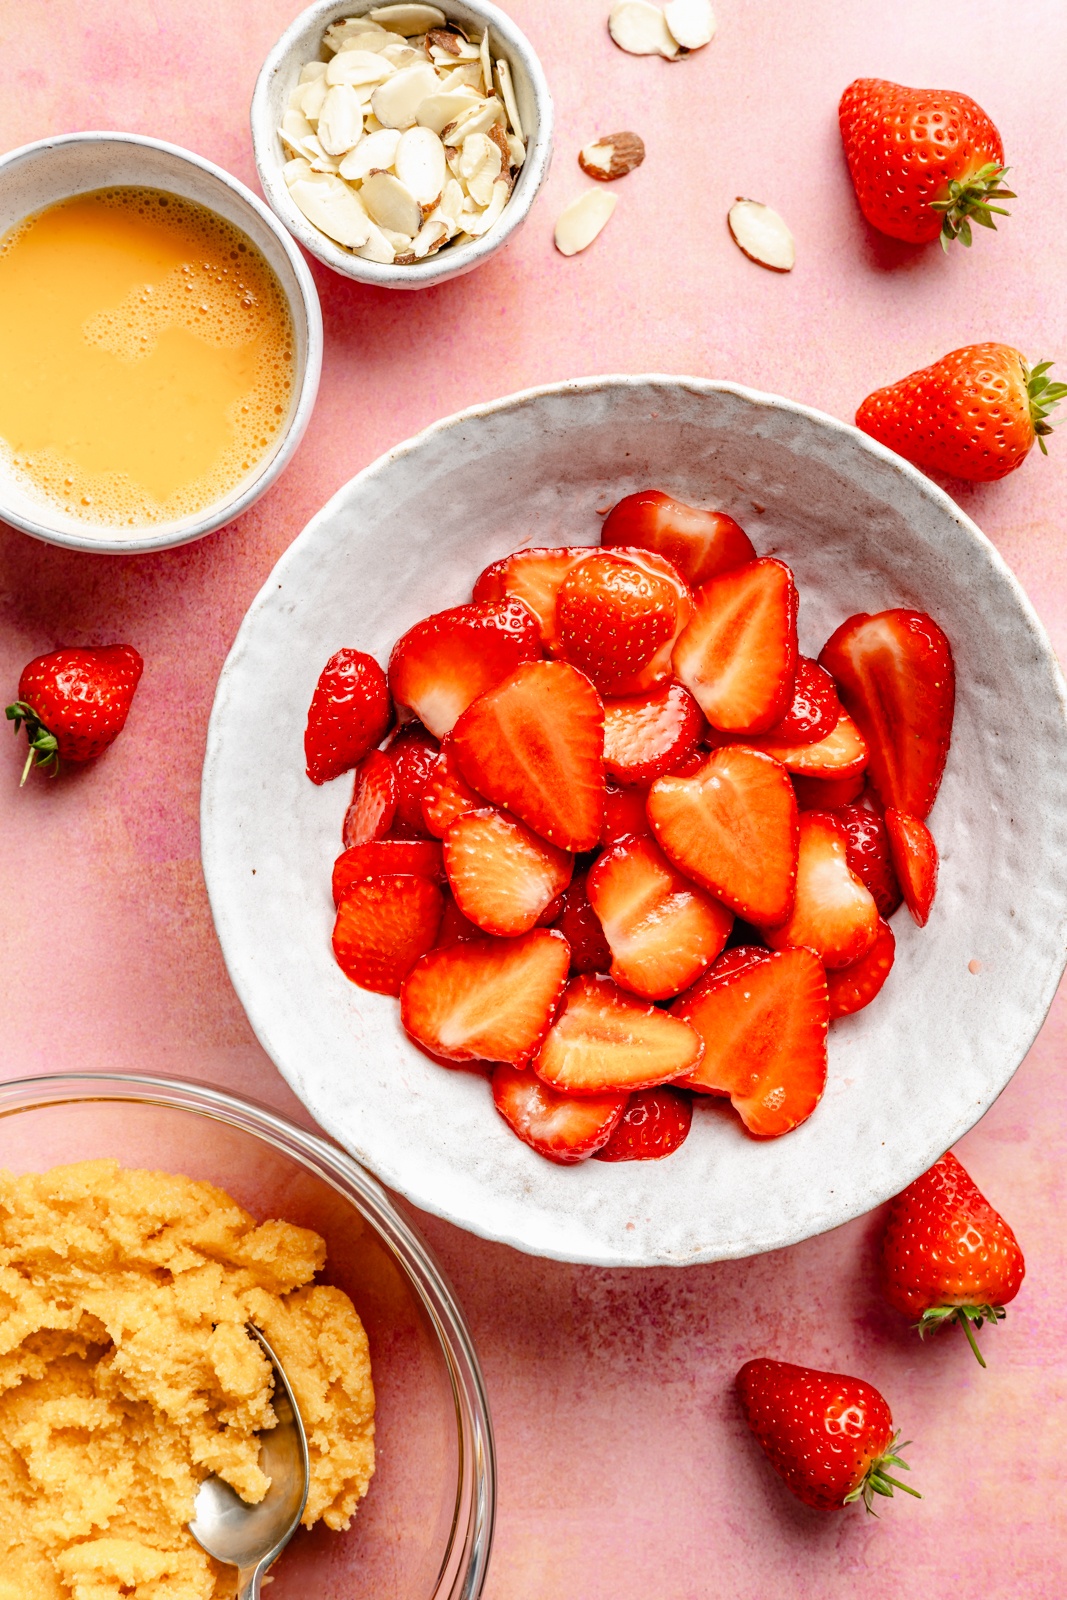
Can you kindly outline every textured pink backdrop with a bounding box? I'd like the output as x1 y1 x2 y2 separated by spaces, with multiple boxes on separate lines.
1 0 1065 1593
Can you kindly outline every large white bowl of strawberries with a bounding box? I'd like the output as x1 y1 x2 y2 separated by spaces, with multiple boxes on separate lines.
202 375 1067 1266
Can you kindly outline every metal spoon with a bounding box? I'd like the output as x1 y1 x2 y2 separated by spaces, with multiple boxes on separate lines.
189 1324 310 1599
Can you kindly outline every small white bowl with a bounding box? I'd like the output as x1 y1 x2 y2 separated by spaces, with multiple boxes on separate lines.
251 0 553 290
0 132 322 554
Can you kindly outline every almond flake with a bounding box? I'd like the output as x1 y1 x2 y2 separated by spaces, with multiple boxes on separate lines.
337 28 394 53
318 84 365 154
464 178 509 236
356 220 397 262
368 4 447 34
371 61 440 128
436 63 483 92
663 0 716 48
494 58 524 142
578 130 645 181
381 43 426 68
340 126 402 181
361 170 423 235
298 74 329 122
327 49 395 86
427 27 462 55
324 18 391 53
412 217 449 257
727 197 795 271
416 87 481 134
608 1 680 57
479 28 492 96
289 174 372 248
283 156 313 185
554 188 617 255
442 95 505 144
280 107 319 161
507 133 526 168
299 61 328 83
395 124 447 206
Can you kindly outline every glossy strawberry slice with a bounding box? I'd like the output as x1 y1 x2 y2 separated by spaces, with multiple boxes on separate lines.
452 661 605 852
602 681 705 786
587 834 733 1000
491 1064 627 1164
673 558 798 733
421 735 483 838
556 549 684 696
827 917 896 1018
386 723 441 834
551 875 612 973
594 1086 693 1162
761 658 841 746
885 808 939 926
729 709 868 776
333 875 443 996
793 769 866 811
305 648 392 785
536 974 704 1094
766 811 879 969
672 947 829 1136
389 597 541 739
648 746 798 927
472 547 590 652
401 928 570 1065
601 489 756 587
835 801 902 918
332 839 445 904
601 780 653 846
444 808 573 937
342 748 398 848
819 610 955 818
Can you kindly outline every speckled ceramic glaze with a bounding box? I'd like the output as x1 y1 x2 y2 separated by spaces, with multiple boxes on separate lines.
201 375 1067 1266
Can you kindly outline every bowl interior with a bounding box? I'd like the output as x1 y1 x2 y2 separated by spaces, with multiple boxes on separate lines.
0 1088 477 1599
202 376 1067 1267
0 134 318 551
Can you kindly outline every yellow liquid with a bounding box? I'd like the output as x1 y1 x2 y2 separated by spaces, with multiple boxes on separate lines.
0 187 295 527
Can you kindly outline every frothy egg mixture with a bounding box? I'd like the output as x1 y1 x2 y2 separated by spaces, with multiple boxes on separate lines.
0 187 294 528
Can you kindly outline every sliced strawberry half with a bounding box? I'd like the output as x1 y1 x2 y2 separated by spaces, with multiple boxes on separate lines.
305 648 393 785
444 808 573 937
725 709 868 776
385 723 441 834
535 973 704 1095
332 839 444 905
673 558 798 734
342 748 398 848
551 875 612 974
793 769 866 811
594 1086 693 1162
835 801 902 918
556 549 685 696
819 609 955 818
401 928 570 1065
603 681 705 786
421 735 482 838
491 1064 627 1164
885 808 939 927
601 780 652 846
452 660 605 852
587 834 733 1000
827 917 896 1018
648 746 798 927
761 657 841 746
472 547 590 652
333 875 443 996
388 597 541 739
601 489 756 587
765 811 879 969
672 947 829 1137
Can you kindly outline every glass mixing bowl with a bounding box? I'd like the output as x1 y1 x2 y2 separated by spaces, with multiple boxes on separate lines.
0 1072 494 1600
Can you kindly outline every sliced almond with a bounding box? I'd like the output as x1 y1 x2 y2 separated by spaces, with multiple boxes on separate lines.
306 139 343 174
381 43 426 69
507 132 526 168
298 74 329 122
442 95 505 144
608 1 680 58
494 58 524 142
361 170 423 235
337 28 394 53
395 124 447 206
283 156 314 186
289 174 372 248
412 217 450 257
463 178 509 236
325 18 392 53
578 131 645 181
479 29 492 96
380 226 415 250
299 60 328 82
317 84 365 155
280 107 319 160
727 197 795 271
434 176 466 225
327 48 395 86
416 86 481 134
436 62 484 92
554 188 617 255
427 27 462 56
339 126 402 181
663 0 716 48
368 4 447 34
371 61 440 128
356 220 397 262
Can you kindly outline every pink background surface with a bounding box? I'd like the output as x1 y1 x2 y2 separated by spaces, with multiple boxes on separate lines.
1 0 1065 1592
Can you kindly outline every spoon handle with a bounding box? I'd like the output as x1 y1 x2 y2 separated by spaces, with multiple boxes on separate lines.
236 1564 264 1599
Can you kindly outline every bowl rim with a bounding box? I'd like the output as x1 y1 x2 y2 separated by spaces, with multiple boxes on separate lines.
249 0 554 290
0 1068 496 1600
0 130 324 555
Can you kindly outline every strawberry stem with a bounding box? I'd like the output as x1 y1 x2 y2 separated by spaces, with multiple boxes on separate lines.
844 1432 921 1513
930 162 1016 251
1024 359 1067 456
6 699 60 783
917 1302 1006 1367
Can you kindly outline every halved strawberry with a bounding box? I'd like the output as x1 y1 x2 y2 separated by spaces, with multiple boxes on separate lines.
601 489 756 587
594 1086 693 1162
672 947 829 1136
835 801 902 918
491 1064 627 1164
885 808 939 926
305 648 393 785
556 550 685 696
421 735 482 838
793 769 866 811
587 834 733 1000
603 681 705 786
333 875 443 996
444 808 573 937
342 748 398 848
648 746 798 927
761 658 841 746
401 928 570 1065
765 811 879 969
388 597 541 739
472 547 590 652
332 839 444 904
452 661 605 852
819 610 955 818
434 893 482 947
673 559 798 734
536 974 704 1094
551 875 612 974
601 780 652 846
827 917 896 1018
726 709 868 776
386 724 441 834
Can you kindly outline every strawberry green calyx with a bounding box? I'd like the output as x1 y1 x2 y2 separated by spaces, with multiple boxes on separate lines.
5 700 59 785
930 162 1016 251
1025 360 1067 455
918 1302 1006 1368
844 1432 922 1514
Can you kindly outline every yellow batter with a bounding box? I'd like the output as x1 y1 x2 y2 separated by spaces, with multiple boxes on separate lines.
0 1161 375 1600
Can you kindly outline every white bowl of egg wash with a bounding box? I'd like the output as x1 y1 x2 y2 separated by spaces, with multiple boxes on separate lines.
251 0 553 288
0 132 322 554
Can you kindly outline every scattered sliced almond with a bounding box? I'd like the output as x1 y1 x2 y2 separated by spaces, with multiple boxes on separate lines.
299 60 327 83
578 130 645 181
442 95 505 144
340 126 402 181
608 0 680 58
361 170 423 235
327 48 395 87
395 125 447 207
727 197 795 272
288 173 372 248
371 61 440 128
317 84 364 155
368 4 447 33
298 74 329 122
554 189 618 256
323 18 387 53
494 58 524 143
357 220 397 262
337 28 395 54
663 0 716 48
416 86 481 134
464 178 510 236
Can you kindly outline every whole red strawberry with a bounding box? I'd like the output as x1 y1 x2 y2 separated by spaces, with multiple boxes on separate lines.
879 1151 1025 1366
839 78 1014 250
304 648 392 785
857 344 1066 481
7 645 143 784
737 1358 920 1512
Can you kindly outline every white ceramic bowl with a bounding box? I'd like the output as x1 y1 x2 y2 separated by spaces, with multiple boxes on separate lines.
0 132 322 554
251 0 553 290
201 375 1067 1268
